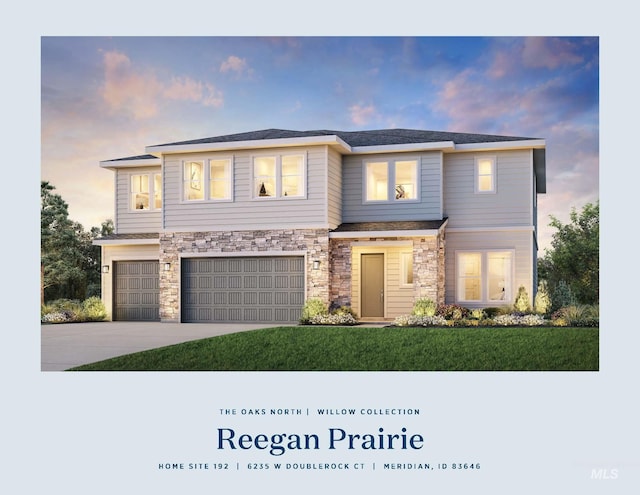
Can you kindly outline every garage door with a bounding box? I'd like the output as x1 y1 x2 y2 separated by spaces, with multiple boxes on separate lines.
181 256 305 323
113 261 160 321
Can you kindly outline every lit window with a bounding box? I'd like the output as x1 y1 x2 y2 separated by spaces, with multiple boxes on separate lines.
153 174 162 209
365 159 418 202
130 173 161 211
456 250 513 303
475 156 496 193
282 155 303 197
209 159 231 200
400 252 414 286
184 161 204 200
131 174 149 210
366 162 389 201
395 161 417 200
183 159 233 202
254 155 305 199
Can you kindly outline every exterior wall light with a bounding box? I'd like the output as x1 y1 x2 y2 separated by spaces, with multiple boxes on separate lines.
163 262 171 271
312 260 321 270
101 265 110 274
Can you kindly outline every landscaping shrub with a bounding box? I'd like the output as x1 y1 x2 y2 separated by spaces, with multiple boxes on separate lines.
551 305 599 327
82 296 107 321
469 308 486 320
332 305 358 319
551 281 577 311
411 298 437 317
309 313 358 325
514 286 531 312
41 297 107 323
534 280 552 315
300 298 329 324
436 304 469 320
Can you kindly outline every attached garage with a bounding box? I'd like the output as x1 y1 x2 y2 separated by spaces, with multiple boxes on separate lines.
113 261 160 321
181 256 305 323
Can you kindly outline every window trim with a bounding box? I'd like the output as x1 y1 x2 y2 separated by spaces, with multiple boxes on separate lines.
129 171 162 211
474 155 497 194
363 158 420 204
181 157 234 203
251 153 307 200
455 249 515 304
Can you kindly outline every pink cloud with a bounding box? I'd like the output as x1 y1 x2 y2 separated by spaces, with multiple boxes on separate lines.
349 104 377 126
522 38 583 69
100 50 224 119
220 55 248 74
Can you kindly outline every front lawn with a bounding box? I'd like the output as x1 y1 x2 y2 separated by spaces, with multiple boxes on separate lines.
69 326 598 371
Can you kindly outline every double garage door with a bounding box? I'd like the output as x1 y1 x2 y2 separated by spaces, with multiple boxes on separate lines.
181 256 305 323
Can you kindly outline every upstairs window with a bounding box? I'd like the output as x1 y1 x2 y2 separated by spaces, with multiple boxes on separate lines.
365 159 419 203
183 158 233 202
475 156 496 193
130 173 161 210
253 154 305 199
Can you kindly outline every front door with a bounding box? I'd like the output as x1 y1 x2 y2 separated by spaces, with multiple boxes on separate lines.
361 253 384 318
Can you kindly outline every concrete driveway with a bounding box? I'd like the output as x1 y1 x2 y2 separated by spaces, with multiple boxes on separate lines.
41 321 278 371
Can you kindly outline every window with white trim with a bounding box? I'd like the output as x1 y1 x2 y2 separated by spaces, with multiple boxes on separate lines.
365 159 419 202
253 154 305 199
475 156 496 193
130 173 161 210
183 158 233 202
456 250 513 303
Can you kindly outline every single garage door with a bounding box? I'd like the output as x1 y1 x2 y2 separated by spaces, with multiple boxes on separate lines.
113 261 160 321
181 256 305 323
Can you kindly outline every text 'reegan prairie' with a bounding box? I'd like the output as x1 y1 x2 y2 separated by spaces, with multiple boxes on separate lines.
217 427 423 456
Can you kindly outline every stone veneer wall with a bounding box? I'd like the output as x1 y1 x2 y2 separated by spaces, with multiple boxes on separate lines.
159 229 330 322
329 229 446 311
414 230 446 305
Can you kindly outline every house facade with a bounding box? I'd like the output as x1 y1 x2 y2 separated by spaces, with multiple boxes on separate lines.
94 128 546 323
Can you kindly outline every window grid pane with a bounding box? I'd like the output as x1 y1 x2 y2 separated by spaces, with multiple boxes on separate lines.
131 174 150 210
254 157 276 197
366 162 388 201
184 161 204 200
210 160 230 200
395 161 417 200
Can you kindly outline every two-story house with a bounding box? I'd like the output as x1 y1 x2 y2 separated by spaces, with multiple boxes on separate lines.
94 128 546 323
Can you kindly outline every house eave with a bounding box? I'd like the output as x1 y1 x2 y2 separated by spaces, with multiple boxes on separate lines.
99 158 161 170
93 237 160 246
329 229 443 239
452 139 546 152
348 141 455 154
145 135 352 156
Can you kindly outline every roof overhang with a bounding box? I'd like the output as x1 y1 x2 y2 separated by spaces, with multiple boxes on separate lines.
99 157 161 170
451 139 546 152
93 237 160 246
348 141 455 154
329 219 448 239
145 135 352 156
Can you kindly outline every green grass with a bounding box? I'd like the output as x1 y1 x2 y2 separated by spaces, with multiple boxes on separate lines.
69 326 599 372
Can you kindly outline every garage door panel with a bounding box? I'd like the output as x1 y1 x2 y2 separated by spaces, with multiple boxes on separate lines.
182 256 304 323
113 261 160 321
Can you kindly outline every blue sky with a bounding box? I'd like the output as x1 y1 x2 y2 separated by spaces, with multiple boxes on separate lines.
41 36 599 252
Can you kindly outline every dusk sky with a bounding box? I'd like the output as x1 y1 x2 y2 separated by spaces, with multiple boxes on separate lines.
41 36 599 252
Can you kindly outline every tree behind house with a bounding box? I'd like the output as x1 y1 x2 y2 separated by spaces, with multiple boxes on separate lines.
538 201 599 305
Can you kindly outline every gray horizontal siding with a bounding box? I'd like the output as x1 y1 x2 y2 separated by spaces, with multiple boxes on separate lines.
327 146 342 229
163 146 328 231
443 150 533 228
342 151 442 223
444 230 534 308
115 167 162 234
